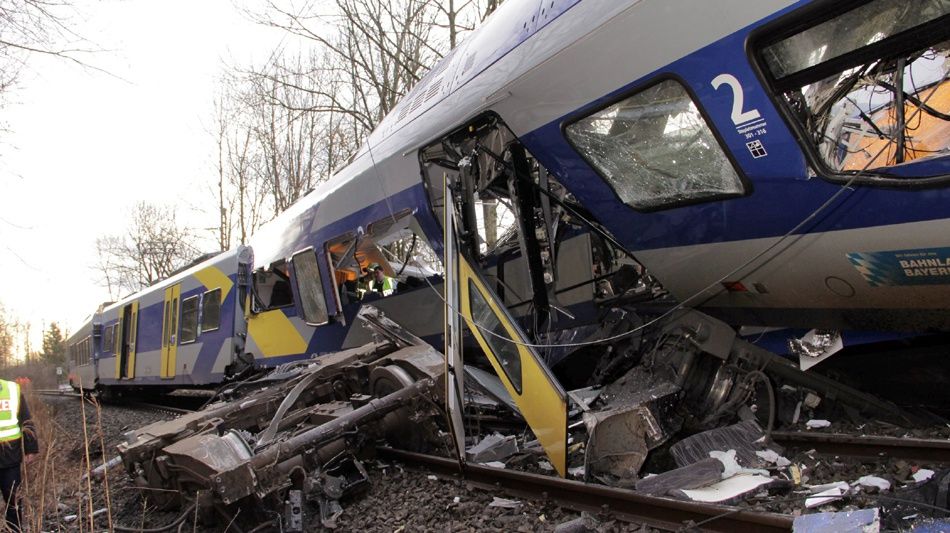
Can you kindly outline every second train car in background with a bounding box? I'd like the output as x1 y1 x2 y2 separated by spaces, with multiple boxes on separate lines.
68 247 253 395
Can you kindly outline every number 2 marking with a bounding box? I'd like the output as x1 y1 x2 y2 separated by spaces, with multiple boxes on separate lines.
711 73 761 125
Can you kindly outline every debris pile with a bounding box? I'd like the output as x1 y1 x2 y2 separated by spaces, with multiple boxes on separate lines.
458 310 950 530
111 307 950 531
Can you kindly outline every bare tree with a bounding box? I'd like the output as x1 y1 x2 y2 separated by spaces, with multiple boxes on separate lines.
0 1 100 111
95 202 202 299
255 0 441 130
0 303 14 367
205 0 505 247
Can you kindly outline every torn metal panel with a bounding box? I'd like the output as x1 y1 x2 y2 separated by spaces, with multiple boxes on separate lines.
583 377 681 480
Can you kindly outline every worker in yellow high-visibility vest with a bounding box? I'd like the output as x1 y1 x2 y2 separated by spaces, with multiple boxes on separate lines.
0 379 37 532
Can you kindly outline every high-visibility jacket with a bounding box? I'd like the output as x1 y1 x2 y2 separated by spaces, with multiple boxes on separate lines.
369 276 395 296
0 380 21 443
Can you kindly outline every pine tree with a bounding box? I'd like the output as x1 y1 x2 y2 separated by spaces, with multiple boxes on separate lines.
41 322 67 366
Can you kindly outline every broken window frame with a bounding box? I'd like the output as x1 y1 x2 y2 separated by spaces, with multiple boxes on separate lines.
251 260 296 313
750 0 950 186
563 75 750 212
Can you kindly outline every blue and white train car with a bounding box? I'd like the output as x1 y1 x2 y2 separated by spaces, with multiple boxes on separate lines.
70 246 254 394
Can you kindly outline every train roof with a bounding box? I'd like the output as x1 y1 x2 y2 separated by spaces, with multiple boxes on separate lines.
100 245 249 315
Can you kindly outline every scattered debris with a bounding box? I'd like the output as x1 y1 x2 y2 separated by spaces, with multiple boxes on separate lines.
678 474 774 504
488 496 522 509
806 419 832 429
710 449 770 479
467 432 518 463
792 507 880 533
756 449 791 468
806 484 849 508
856 475 891 492
913 469 936 483
789 329 843 370
635 457 723 496
583 372 681 481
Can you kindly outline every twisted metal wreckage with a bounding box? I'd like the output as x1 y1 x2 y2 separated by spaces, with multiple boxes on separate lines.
117 305 949 531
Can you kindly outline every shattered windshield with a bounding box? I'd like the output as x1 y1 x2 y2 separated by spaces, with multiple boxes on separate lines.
566 80 744 210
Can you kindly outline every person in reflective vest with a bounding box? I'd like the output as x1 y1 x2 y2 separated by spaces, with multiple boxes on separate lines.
0 379 38 532
368 266 395 297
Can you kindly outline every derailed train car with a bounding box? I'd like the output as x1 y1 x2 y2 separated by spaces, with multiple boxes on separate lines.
115 0 950 529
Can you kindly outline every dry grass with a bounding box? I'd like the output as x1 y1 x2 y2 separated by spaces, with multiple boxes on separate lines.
15 384 114 532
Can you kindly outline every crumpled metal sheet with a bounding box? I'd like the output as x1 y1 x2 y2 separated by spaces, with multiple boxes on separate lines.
583 379 682 480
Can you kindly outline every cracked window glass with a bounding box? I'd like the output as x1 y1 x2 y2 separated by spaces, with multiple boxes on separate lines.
761 1 950 174
566 80 743 210
762 0 950 80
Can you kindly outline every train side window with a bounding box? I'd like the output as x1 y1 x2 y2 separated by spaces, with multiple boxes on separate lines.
200 288 221 333
179 295 199 344
292 249 329 325
565 79 745 210
103 324 114 353
253 261 295 311
756 0 950 177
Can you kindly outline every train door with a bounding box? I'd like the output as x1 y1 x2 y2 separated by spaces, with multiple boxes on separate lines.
115 301 139 379
442 182 569 477
161 285 181 378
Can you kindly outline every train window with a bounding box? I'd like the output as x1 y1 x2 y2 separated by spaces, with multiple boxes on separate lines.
103 324 114 353
292 249 329 325
469 279 523 393
254 262 295 311
179 296 199 344
200 289 221 333
758 0 950 176
565 79 744 210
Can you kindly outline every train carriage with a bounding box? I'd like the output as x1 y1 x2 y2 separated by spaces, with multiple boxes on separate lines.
70 246 253 394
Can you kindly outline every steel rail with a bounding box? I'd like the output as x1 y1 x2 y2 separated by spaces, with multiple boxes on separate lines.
377 447 793 532
126 401 194 416
772 431 950 463
36 389 194 415
35 389 82 398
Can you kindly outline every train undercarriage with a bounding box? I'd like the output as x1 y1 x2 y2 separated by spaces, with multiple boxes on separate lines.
117 304 950 531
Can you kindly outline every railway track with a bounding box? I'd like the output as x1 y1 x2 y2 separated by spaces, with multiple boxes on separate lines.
378 431 950 532
772 430 950 463
35 388 82 398
35 388 195 416
378 447 793 533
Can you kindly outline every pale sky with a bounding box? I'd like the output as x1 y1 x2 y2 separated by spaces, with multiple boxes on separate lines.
0 0 289 352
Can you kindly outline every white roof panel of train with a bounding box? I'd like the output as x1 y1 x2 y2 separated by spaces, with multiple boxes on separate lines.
246 0 797 267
